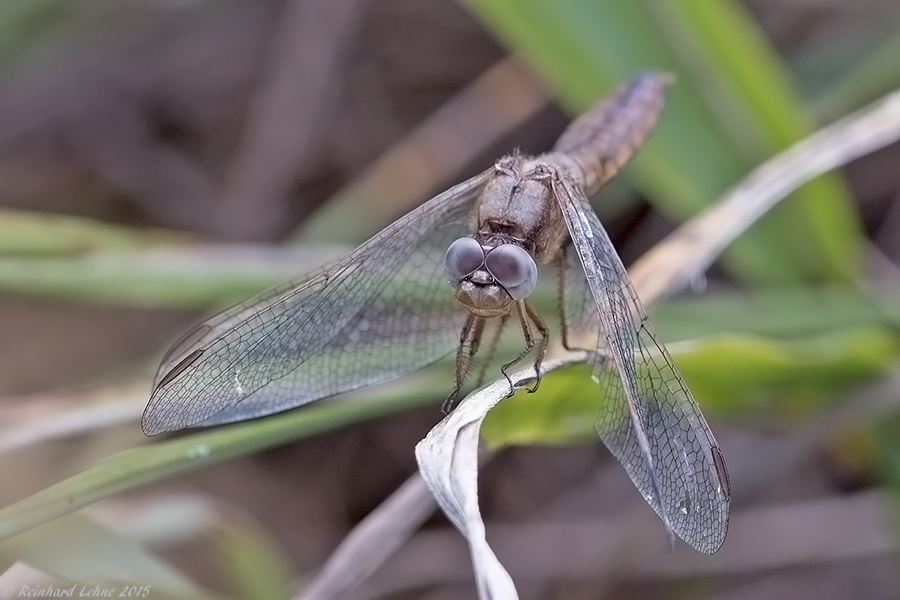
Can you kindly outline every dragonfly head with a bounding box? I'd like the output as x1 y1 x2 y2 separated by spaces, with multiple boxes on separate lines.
445 237 538 315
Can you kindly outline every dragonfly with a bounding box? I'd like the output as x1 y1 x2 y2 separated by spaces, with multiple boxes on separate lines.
142 72 731 554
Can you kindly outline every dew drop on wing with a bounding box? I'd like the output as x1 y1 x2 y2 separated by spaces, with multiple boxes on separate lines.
577 211 594 239
678 492 691 515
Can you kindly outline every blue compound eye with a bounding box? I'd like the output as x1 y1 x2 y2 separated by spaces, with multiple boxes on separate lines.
484 244 538 300
445 237 485 283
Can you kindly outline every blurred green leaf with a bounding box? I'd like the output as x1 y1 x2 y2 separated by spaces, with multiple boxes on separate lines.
0 0 226 75
651 287 900 341
0 209 179 255
790 17 900 100
652 0 861 281
812 27 900 121
482 327 900 448
461 0 861 284
0 0 68 70
675 328 900 414
870 420 900 540
0 514 207 598
0 372 445 542
213 520 294 600
481 363 598 446
0 208 348 307
0 246 343 308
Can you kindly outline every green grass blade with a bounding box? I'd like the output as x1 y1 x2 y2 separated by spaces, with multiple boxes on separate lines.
461 0 863 283
0 375 444 542
653 0 861 281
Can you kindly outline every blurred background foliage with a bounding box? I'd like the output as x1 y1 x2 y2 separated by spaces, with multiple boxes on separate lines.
1 0 900 598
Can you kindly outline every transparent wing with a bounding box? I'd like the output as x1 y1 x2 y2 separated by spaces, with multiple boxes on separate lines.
558 241 595 336
142 169 493 435
553 176 731 554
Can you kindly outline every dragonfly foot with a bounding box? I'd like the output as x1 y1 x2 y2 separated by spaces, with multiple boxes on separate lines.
526 370 542 393
441 389 462 414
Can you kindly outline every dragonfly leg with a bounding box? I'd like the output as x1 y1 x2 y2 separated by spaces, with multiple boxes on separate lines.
556 247 575 351
472 314 509 390
556 244 593 354
500 301 548 396
523 300 549 392
443 314 486 413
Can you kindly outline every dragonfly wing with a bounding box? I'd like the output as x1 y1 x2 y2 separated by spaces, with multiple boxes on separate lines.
142 169 493 435
553 176 731 554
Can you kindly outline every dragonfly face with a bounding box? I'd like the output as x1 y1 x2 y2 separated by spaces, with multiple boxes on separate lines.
142 72 732 555
445 237 538 316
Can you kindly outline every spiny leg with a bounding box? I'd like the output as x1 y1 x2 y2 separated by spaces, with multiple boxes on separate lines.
472 314 509 390
556 246 575 351
523 300 549 393
499 301 545 397
556 244 592 354
499 304 533 397
443 314 486 413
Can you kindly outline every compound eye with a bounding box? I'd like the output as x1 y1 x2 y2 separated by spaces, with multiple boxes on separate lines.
484 244 538 300
445 237 485 283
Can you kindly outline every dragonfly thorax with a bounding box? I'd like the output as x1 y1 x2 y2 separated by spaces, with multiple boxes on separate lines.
477 157 570 265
